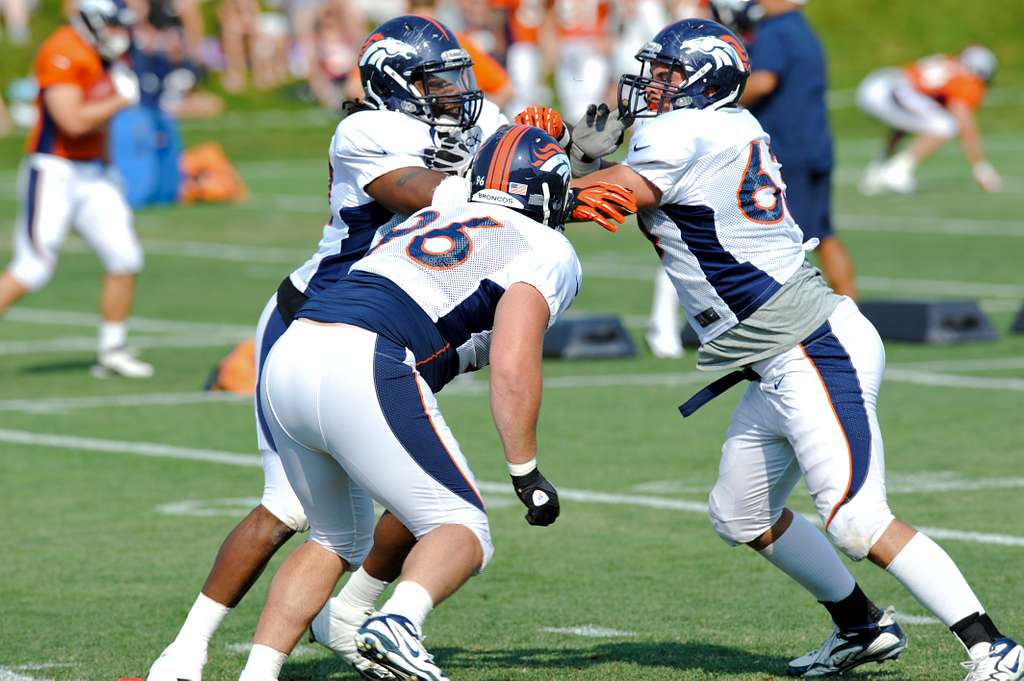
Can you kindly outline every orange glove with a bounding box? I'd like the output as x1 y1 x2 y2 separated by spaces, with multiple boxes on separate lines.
514 105 571 148
569 181 638 233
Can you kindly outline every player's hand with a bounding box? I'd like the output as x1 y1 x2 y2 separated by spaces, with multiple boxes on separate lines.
423 125 482 177
109 61 140 106
569 181 638 232
973 161 1003 193
569 103 634 177
511 468 560 526
514 106 571 148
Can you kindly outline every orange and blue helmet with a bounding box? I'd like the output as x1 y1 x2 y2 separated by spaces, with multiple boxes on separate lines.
619 18 750 118
469 125 572 230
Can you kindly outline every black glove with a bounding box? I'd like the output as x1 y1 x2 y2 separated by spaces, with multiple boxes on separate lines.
511 468 560 526
423 125 482 177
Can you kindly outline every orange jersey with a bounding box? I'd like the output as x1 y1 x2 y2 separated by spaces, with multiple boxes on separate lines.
553 0 608 39
27 26 115 160
905 54 986 110
492 0 546 44
458 32 511 95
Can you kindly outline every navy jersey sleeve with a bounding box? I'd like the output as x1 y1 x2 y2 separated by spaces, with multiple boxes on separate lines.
748 22 787 76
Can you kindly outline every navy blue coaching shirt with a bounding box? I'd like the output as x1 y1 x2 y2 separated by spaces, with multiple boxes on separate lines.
747 10 833 172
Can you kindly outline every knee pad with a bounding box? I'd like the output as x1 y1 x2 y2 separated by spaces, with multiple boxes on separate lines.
8 256 55 292
261 491 309 533
101 239 144 275
826 504 895 561
707 485 773 547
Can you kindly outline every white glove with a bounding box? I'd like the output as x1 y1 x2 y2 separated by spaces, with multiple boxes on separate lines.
972 161 1003 193
569 103 633 177
109 62 140 106
424 125 482 177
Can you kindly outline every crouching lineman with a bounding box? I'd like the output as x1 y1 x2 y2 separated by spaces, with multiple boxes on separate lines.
857 46 1002 195
235 125 632 681
0 0 152 377
569 18 1024 680
148 16 513 681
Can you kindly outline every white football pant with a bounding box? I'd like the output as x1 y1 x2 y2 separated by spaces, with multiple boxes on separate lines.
253 293 309 532
8 153 142 291
857 68 958 139
260 321 494 568
709 298 895 561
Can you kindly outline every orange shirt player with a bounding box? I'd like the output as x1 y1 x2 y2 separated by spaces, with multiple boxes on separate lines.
0 0 155 377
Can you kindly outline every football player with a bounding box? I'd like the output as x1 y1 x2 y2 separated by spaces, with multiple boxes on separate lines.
0 0 153 378
238 125 629 681
858 45 1002 194
570 18 1024 680
147 17 633 681
148 17 499 681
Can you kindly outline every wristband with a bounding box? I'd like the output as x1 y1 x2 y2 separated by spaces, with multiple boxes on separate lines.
507 458 537 477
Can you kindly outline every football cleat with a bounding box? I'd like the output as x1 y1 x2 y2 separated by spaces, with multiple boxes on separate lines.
787 607 907 677
962 638 1024 681
92 347 155 378
355 614 448 681
309 604 396 680
145 641 206 681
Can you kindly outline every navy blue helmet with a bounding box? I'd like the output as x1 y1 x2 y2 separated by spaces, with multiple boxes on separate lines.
708 0 764 36
357 16 483 130
470 125 572 230
618 18 750 118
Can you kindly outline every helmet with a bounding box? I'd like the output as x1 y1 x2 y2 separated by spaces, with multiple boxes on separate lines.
72 0 137 61
358 16 483 130
708 0 764 35
470 125 572 230
959 45 998 84
618 18 750 118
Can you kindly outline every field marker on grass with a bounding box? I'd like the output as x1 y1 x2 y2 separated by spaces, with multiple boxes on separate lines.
2 428 1023 549
541 626 637 638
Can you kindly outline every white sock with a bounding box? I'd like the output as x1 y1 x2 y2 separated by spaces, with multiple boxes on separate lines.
648 269 680 337
885 531 984 627
239 643 287 681
757 512 857 603
98 321 127 354
336 566 390 612
174 593 231 647
380 581 433 630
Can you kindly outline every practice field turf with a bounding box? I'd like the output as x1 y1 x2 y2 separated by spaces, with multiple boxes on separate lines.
1 110 1022 681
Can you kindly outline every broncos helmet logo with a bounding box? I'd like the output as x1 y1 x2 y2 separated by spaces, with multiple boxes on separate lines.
359 37 417 69
531 142 564 167
681 36 748 74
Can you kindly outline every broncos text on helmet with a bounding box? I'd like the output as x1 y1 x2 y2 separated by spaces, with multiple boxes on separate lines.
358 15 484 130
618 18 750 118
72 0 137 61
470 125 572 230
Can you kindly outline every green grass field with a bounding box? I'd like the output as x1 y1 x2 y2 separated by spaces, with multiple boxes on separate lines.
1 105 1023 681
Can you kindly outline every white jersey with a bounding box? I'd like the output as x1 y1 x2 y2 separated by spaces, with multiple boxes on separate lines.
299 201 581 391
288 100 509 297
624 106 807 345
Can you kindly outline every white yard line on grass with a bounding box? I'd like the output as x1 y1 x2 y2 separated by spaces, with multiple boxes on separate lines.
837 214 1024 238
6 307 253 336
2 428 1023 549
893 613 941 626
0 333 245 355
0 391 247 414
541 626 637 638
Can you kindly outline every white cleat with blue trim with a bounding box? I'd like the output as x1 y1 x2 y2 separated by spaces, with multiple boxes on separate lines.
787 607 907 677
963 638 1024 681
309 603 396 680
355 614 448 681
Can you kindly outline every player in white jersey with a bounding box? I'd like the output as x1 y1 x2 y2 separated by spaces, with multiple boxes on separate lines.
148 16 510 681
570 18 1024 680
236 125 590 681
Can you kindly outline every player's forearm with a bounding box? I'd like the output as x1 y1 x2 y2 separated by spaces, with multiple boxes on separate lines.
953 106 986 166
740 71 778 107
366 167 446 215
55 96 127 137
490 359 542 465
